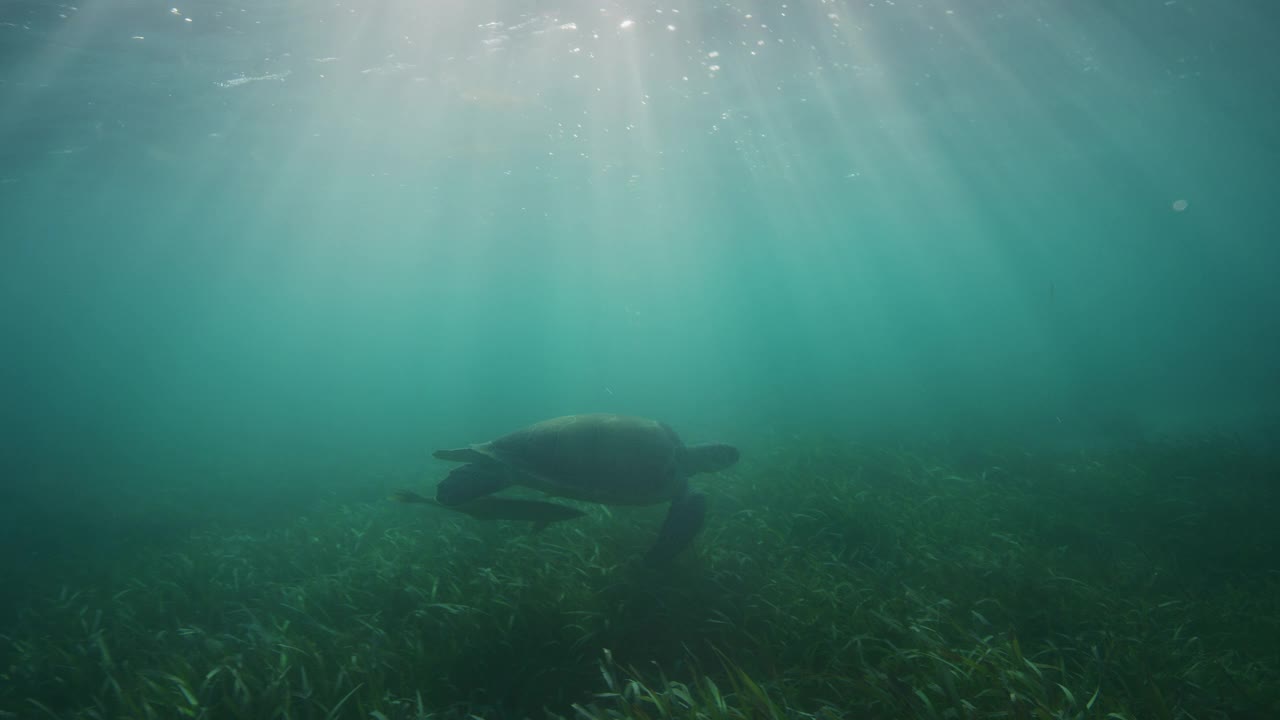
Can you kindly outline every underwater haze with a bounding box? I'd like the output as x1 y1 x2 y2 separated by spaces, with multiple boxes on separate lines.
2 1 1279 718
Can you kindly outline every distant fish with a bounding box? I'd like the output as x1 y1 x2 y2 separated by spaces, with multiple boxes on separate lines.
391 490 585 530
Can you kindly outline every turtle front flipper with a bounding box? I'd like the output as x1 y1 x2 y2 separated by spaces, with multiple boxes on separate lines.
644 492 708 565
436 463 510 505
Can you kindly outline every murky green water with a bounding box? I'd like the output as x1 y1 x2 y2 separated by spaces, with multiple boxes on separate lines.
2 1 1277 717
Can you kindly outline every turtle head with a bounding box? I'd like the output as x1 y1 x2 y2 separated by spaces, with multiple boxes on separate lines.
681 443 740 475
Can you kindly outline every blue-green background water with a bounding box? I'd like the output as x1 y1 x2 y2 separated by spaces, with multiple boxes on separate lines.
2 0 1277 604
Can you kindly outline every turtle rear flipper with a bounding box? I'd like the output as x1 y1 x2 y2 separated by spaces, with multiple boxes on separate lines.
390 490 433 504
433 447 493 463
436 463 509 505
644 492 707 565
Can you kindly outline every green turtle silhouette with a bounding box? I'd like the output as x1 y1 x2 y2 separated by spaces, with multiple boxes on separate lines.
415 414 739 563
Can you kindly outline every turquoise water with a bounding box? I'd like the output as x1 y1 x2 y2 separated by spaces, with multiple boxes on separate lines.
4 1 1277 455
2 2 1278 716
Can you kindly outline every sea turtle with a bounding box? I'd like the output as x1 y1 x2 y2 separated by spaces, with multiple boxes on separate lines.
420 414 739 563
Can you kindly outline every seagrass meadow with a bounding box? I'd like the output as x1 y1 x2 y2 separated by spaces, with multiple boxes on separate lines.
3 1 1280 719
2 435 1277 719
